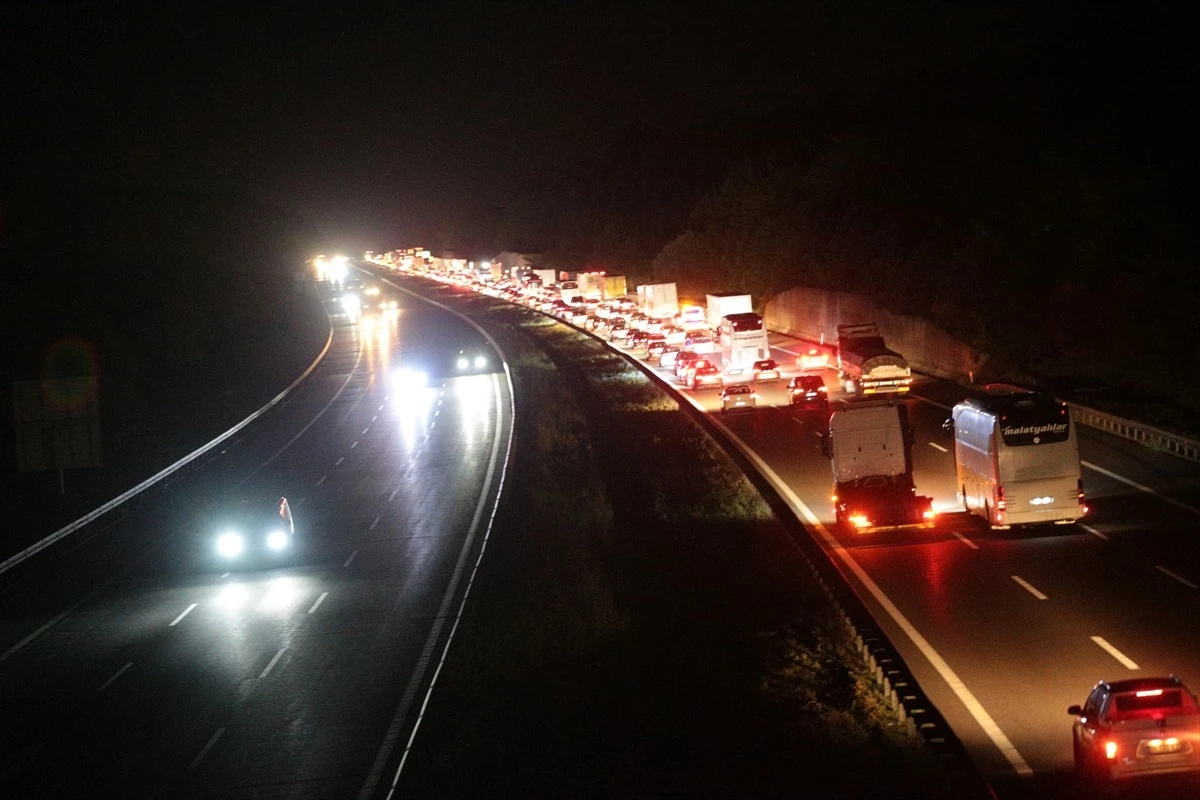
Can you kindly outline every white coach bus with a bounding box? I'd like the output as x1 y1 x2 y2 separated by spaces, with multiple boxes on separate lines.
948 387 1087 528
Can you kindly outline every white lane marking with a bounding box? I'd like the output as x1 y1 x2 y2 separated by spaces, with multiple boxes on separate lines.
951 531 980 550
259 647 287 678
1155 565 1198 589
316 475 327 486
362 427 370 435
928 442 948 452
351 441 359 449
388 488 400 502
370 516 381 530
295 497 306 508
97 661 133 693
1082 461 1200 516
704 422 1034 777
220 572 230 579
308 592 328 614
188 727 225 771
362 372 513 799
372 415 377 422
1011 575 1048 600
343 549 359 568
378 404 384 411
912 393 953 411
169 603 198 627
1091 636 1139 670
335 457 345 466
1079 524 1108 540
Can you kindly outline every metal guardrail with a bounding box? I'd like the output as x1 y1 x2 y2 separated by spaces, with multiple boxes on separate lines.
1071 403 1200 462
0 287 334 579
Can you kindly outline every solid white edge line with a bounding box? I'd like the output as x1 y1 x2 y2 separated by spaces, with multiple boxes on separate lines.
1079 523 1108 540
259 647 287 678
169 603 197 627
96 661 134 693
1010 575 1048 600
928 441 949 452
1082 460 1200 516
187 727 225 771
308 591 328 614
951 531 980 550
1090 636 1140 670
711 421 1034 777
1155 565 1198 589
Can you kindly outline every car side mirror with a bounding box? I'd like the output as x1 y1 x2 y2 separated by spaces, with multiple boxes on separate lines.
820 433 832 459
1067 705 1082 716
942 418 954 432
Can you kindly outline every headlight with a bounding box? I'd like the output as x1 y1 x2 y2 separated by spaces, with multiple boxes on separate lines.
474 355 487 368
456 357 469 370
217 531 245 557
266 530 289 551
395 367 428 388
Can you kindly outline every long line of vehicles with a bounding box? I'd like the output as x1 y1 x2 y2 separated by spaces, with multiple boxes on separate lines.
362 249 1198 790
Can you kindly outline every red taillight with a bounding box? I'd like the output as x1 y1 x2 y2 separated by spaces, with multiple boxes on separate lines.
996 487 1006 511
1104 740 1117 760
1077 479 1085 502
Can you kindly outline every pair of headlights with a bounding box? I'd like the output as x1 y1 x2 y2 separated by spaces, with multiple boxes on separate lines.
217 530 289 557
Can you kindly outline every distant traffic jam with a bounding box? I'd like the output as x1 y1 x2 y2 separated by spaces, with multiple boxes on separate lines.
355 249 1198 790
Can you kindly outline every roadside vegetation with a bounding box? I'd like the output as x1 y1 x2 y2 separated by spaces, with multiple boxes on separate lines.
399 291 957 798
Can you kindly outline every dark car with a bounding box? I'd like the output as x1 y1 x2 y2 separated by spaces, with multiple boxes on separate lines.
674 350 701 380
788 375 829 414
629 330 649 348
214 496 297 567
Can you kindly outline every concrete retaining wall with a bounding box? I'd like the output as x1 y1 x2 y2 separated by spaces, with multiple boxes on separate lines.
765 287 987 383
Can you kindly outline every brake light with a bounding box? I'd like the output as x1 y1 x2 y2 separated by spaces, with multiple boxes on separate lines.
1136 689 1163 697
996 487 1006 511
849 514 871 528
1104 740 1118 760
1077 479 1085 503
923 510 936 519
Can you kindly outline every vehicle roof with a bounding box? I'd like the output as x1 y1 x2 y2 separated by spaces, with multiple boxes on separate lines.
725 384 752 393
1103 676 1185 693
791 375 825 386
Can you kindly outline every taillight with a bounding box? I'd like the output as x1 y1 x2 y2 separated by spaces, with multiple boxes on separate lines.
849 514 871 528
1104 740 1117 760
1077 479 1085 503
923 510 936 519
996 487 1006 511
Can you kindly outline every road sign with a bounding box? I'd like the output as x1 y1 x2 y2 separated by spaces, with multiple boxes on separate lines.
13 377 103 473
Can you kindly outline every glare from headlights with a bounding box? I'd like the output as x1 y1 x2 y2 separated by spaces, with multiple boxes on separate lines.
266 530 289 551
456 356 469 370
217 531 244 557
395 367 428 388
474 355 487 368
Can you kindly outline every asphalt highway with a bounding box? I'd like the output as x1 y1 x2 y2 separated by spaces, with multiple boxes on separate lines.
0 283 511 799
645 333 1200 798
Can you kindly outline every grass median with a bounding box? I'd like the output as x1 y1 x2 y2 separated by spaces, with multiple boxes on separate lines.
398 292 957 798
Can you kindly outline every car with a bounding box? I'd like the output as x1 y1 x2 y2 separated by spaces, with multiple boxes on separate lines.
722 363 750 384
751 358 781 381
645 317 666 334
659 345 681 367
646 339 668 361
686 334 714 354
629 330 648 348
796 346 832 371
455 349 490 373
674 350 701 380
643 334 666 356
681 357 713 385
214 496 297 566
662 325 687 345
720 384 757 412
788 375 829 414
629 312 648 331
1069 675 1200 784
691 364 723 389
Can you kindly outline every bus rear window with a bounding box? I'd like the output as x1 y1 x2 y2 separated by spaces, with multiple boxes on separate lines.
998 406 1070 446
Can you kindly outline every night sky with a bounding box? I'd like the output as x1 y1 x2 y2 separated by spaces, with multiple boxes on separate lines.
1 3 1185 249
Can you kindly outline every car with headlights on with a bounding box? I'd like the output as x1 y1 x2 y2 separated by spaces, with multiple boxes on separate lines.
214 496 297 567
1069 675 1200 785
720 384 757 413
455 349 490 373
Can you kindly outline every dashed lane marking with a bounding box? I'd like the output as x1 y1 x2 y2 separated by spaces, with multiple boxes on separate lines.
169 603 197 627
928 442 948 452
1091 636 1139 669
1011 575 1048 600
96 661 133 693
1155 565 1198 589
335 457 345 466
188 728 225 771
308 592 328 614
951 531 980 550
370 516 381 530
343 549 359 568
259 647 287 678
1079 524 1108 540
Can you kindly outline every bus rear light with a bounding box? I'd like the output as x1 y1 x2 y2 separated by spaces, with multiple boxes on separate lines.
922 510 936 520
1105 740 1118 760
996 487 1006 511
849 514 871 528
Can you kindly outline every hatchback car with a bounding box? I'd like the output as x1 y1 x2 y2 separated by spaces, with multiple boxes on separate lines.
1068 675 1200 784
691 364 723 389
720 384 757 413
658 345 682 367
752 359 781 381
788 375 829 414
